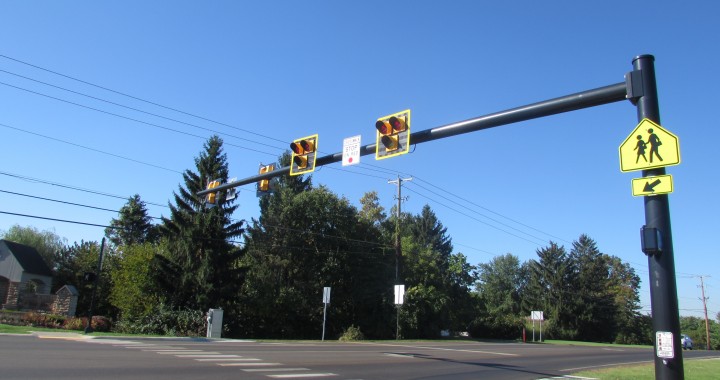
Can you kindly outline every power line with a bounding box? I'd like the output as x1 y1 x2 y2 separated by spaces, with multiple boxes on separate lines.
0 210 120 229
0 54 289 146
0 189 163 219
0 170 169 208
0 81 279 157
411 175 572 244
403 186 546 247
0 122 183 174
0 68 286 151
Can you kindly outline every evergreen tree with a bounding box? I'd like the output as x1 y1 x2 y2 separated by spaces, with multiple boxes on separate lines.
400 205 475 338
474 253 525 338
525 241 575 339
567 234 615 342
105 194 158 247
160 135 245 312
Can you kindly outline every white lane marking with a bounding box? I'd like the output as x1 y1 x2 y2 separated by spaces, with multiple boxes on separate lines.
242 368 311 372
175 354 240 358
217 362 282 366
384 353 416 359
194 358 259 362
267 374 337 378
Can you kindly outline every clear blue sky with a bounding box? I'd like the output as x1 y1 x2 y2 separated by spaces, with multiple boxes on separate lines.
1 1 718 320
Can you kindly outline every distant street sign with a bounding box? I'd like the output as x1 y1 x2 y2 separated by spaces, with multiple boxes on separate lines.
323 287 331 304
394 285 405 305
619 119 680 172
342 135 361 166
632 174 673 196
531 311 544 321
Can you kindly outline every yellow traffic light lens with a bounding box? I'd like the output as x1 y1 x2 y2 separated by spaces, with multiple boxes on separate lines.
381 135 399 151
293 155 308 168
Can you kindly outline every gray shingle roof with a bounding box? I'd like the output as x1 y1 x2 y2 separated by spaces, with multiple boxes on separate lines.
0 239 53 276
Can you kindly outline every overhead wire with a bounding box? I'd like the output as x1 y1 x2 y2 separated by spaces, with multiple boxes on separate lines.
0 189 163 219
0 80 280 157
0 170 169 208
0 54 289 145
0 122 183 174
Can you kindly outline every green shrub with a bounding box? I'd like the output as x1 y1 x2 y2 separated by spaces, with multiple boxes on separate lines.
338 325 365 341
114 304 205 336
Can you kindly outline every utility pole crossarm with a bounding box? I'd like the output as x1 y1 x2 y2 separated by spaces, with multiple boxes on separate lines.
197 82 628 197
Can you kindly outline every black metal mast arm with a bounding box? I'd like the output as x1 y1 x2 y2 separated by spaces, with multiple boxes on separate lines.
197 81 628 196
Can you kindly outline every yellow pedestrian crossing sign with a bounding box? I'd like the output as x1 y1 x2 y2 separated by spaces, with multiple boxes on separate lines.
619 119 680 172
632 175 673 196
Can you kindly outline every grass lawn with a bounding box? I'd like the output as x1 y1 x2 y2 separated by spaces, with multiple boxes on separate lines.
574 358 720 379
0 323 139 336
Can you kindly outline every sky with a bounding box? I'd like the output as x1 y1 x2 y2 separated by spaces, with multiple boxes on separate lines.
1 1 718 321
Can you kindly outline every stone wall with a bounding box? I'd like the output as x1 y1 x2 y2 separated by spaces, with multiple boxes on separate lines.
0 281 78 317
52 288 78 317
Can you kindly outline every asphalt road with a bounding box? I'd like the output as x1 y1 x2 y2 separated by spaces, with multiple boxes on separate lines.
1 333 717 380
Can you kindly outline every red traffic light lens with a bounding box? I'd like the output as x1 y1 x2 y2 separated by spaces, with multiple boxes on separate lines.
389 116 406 132
300 139 315 153
376 120 392 135
290 142 304 154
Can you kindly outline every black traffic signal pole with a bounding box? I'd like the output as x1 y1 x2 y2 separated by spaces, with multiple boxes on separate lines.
200 55 684 378
198 81 626 196
632 55 683 379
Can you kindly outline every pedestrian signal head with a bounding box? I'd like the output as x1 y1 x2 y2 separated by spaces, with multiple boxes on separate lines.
290 134 319 176
375 109 411 160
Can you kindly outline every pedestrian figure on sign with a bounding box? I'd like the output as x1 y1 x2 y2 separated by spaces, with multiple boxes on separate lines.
647 128 663 163
634 135 647 163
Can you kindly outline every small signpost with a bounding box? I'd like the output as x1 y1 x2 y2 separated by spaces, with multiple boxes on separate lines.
394 285 405 340
322 287 330 341
531 311 544 342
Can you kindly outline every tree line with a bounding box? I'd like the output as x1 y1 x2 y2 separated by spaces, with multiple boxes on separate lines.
5 135 707 344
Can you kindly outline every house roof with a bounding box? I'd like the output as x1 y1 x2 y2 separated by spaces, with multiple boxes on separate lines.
0 239 53 276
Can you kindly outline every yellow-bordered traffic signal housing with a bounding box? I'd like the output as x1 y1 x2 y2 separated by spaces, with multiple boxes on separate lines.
375 109 411 160
257 163 275 195
289 134 318 176
205 179 221 206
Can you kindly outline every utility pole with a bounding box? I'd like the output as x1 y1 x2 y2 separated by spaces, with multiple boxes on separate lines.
696 275 711 350
85 237 105 334
388 175 412 283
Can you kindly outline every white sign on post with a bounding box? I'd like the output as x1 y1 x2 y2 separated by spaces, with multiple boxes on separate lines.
323 287 331 304
342 135 361 166
656 331 674 358
531 311 544 321
394 285 405 305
